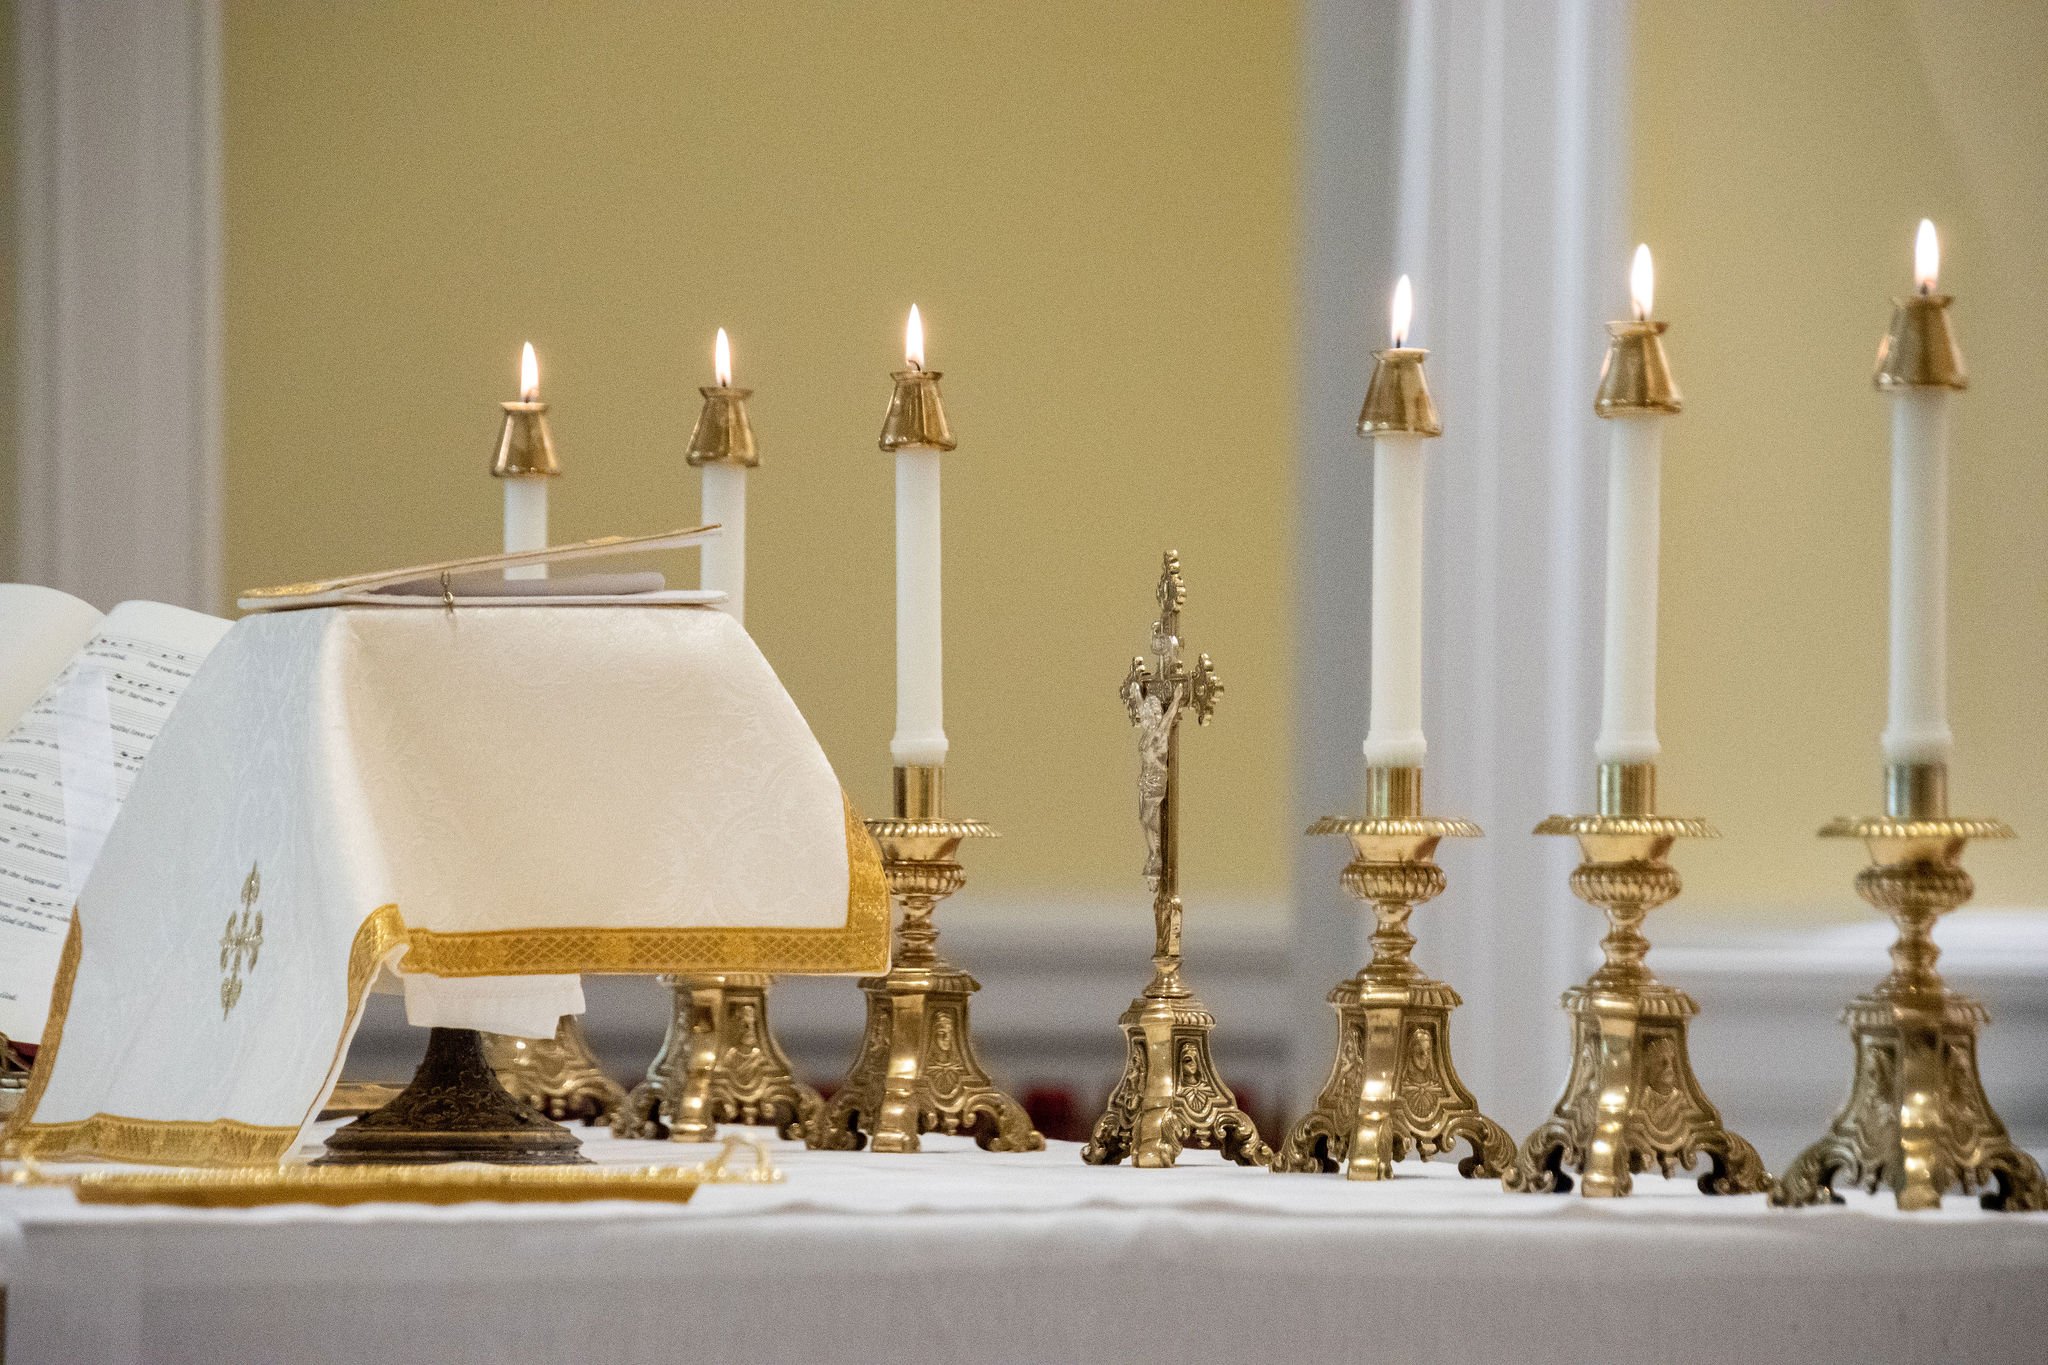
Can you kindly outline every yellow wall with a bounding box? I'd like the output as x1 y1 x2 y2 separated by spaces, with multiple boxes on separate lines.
223 2 1300 907
1637 0 2048 914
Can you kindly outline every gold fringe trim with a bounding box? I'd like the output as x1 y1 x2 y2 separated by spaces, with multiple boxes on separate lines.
1 795 885 1166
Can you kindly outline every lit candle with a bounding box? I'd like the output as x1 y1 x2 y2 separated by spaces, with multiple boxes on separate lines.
687 327 759 624
1592 246 1681 766
491 340 560 581
1363 275 1433 771
1877 220 1965 769
877 304 957 767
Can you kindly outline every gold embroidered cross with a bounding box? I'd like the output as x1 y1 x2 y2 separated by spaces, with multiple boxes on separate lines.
220 862 264 1019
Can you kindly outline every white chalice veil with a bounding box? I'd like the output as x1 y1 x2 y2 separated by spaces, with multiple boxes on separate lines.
3 605 885 1165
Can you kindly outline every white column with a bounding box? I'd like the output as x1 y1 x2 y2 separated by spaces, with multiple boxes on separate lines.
1295 0 1633 1124
14 0 224 609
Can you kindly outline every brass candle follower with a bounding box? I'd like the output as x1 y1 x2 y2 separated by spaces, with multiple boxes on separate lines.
1082 553 1266 1168
1507 762 1767 1197
1773 763 2042 1211
1274 769 1509 1180
808 766 1040 1154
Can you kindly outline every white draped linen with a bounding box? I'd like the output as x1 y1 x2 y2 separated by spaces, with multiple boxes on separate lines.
2 605 885 1165
2 1131 2044 1365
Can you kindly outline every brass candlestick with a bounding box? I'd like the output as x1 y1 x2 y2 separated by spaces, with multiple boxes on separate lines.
613 974 820 1142
809 766 1041 1153
480 1017 625 1125
1082 553 1266 1169
1507 762 1766 1197
1273 768 1507 1180
1773 763 2043 1210
611 346 815 1143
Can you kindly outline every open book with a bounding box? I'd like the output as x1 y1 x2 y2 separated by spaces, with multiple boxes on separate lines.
0 585 231 1048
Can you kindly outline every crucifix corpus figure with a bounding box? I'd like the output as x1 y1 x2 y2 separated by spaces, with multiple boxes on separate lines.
1122 551 1221 964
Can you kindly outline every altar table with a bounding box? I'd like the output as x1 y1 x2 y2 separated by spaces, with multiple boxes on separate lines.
3 1127 2044 1365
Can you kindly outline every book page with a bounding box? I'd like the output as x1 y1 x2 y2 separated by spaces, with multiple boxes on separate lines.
0 601 232 1043
0 584 103 735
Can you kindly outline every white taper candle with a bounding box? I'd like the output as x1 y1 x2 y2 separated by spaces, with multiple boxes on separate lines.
504 341 548 580
1880 220 1955 765
700 462 748 625
1595 414 1663 763
893 446 946 764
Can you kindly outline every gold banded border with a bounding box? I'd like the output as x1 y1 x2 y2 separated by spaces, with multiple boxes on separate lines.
2 795 884 1167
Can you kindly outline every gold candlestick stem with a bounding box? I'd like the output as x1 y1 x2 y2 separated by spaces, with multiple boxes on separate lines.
1082 553 1265 1168
1507 762 1766 1197
1773 762 2042 1211
808 767 1040 1154
1273 768 1507 1180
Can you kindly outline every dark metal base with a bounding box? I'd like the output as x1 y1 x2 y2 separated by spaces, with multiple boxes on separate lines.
317 1027 588 1166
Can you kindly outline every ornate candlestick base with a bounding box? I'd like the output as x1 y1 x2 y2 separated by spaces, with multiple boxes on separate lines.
1080 949 1269 1168
1774 765 2043 1211
1274 773 1507 1181
320 1027 588 1165
482 1015 626 1125
613 975 820 1142
810 769 1042 1154
0 1033 31 1119
1508 763 1766 1198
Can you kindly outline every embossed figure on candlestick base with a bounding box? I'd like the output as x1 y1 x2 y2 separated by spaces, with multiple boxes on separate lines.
1772 765 2044 1211
482 1016 626 1126
613 974 821 1142
1082 552 1267 1169
1507 764 1767 1197
1272 770 1509 1181
808 767 1041 1154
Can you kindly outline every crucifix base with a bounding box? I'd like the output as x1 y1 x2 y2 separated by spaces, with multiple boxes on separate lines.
809 808 1042 1155
1081 965 1268 1167
614 975 821 1142
482 1015 625 1126
319 1027 587 1165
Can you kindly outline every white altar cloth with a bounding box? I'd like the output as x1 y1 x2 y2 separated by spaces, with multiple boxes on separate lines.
4 1129 2044 1365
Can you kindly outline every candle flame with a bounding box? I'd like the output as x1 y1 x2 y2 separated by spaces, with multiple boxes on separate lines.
905 304 925 371
714 327 732 387
1915 218 1940 294
1629 244 1655 322
518 341 539 401
1390 274 1414 348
